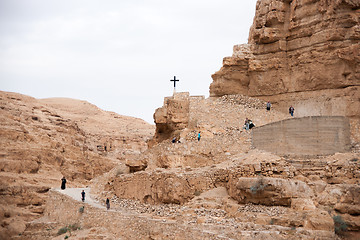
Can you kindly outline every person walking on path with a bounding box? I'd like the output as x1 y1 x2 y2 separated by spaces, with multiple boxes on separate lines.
81 190 86 202
244 118 249 130
266 101 271 111
106 198 110 210
197 132 201 141
61 177 66 190
289 106 295 117
248 119 255 129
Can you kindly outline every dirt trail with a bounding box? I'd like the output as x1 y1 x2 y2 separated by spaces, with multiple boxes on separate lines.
54 188 107 210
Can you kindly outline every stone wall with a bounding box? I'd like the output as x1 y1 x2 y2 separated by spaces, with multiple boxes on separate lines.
252 116 351 155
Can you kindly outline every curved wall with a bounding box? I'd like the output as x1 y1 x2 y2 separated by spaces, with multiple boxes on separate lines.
251 116 351 155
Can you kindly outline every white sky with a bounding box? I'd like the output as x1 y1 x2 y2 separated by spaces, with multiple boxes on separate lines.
0 0 257 124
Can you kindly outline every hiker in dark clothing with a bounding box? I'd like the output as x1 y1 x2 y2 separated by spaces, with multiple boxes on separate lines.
81 190 85 202
61 177 66 190
106 198 110 210
248 120 255 129
244 118 249 130
289 106 295 117
266 101 271 111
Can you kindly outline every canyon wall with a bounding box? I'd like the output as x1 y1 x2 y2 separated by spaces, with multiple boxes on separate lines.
210 0 360 117
0 91 154 239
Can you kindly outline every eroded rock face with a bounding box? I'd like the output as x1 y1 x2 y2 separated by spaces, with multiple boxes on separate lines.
108 170 216 205
334 185 360 215
210 0 360 117
152 92 191 143
227 177 314 206
0 91 154 239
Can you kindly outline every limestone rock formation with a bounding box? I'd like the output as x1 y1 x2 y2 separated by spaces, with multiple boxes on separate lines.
152 92 194 143
228 177 314 206
0 91 154 239
3 0 360 239
210 0 360 118
11 92 360 239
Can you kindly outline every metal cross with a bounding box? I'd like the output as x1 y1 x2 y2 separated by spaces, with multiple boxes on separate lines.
170 76 179 88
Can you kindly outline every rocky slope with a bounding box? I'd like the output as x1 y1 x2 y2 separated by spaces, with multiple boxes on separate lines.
85 93 359 239
2 0 360 239
210 0 360 118
0 91 154 239
5 92 359 239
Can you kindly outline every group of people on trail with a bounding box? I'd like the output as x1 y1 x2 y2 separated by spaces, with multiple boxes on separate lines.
171 131 201 144
243 102 295 130
172 137 181 143
169 101 295 140
266 101 295 117
60 177 110 210
243 118 255 130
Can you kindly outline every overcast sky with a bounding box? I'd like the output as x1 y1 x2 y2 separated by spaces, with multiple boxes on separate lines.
0 0 257 124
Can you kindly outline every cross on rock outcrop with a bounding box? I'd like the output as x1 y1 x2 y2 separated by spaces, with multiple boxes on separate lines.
170 76 179 93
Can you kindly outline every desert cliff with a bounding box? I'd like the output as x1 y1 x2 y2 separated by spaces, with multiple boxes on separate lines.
18 91 357 239
0 91 154 239
210 0 359 118
2 90 359 239
1 0 360 239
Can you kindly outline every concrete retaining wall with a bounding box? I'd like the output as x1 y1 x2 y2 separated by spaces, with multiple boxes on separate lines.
252 116 351 155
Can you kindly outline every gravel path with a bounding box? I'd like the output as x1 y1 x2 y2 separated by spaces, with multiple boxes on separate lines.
54 188 106 209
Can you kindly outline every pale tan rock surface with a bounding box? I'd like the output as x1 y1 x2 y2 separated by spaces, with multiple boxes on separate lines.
3 0 360 239
4 91 359 239
87 93 358 239
0 91 154 239
22 188 337 240
210 0 360 118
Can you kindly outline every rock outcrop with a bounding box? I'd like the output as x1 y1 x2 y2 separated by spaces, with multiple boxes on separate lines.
94 91 359 238
0 91 154 239
3 1 360 239
152 92 193 143
22 188 338 239
97 149 359 238
228 177 314 207
210 0 360 118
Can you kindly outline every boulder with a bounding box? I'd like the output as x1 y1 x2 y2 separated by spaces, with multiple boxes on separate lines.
228 177 313 206
304 210 334 231
334 185 360 215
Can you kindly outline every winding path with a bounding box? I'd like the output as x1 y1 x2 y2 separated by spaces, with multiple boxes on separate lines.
54 187 107 210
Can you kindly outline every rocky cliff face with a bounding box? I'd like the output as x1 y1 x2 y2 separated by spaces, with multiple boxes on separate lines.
0 91 154 239
152 92 192 144
210 0 360 117
4 1 360 239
